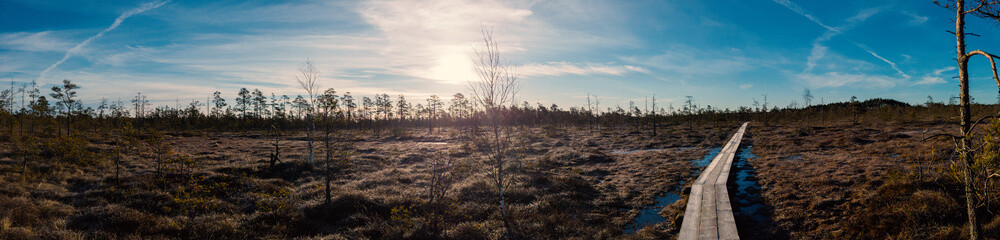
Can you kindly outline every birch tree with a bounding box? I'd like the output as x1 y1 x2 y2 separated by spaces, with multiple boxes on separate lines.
467 27 520 238
296 59 320 165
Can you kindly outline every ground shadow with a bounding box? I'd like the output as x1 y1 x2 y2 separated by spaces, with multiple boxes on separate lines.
729 144 790 240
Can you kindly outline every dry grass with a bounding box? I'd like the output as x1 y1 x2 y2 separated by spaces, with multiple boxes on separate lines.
750 120 996 240
0 123 734 239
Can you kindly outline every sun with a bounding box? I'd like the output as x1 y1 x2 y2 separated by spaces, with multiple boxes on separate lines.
426 46 475 85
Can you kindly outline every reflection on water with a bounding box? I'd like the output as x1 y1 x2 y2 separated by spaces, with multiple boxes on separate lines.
732 145 766 226
623 147 722 234
622 191 681 234
692 147 722 167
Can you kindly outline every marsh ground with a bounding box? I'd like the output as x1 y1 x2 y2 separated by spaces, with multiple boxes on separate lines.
0 123 735 239
3 120 996 239
749 120 1000 240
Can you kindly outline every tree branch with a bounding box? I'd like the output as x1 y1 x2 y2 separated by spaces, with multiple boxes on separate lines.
947 30 982 36
969 110 1000 133
965 50 1000 92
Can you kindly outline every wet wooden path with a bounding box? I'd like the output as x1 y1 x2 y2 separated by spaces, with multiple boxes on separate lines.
678 122 748 240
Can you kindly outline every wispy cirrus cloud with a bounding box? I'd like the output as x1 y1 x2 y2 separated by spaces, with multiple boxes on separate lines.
0 31 74 52
620 46 753 81
519 62 648 77
796 72 899 89
803 8 877 72
37 0 170 81
774 1 910 82
902 11 929 25
913 66 955 85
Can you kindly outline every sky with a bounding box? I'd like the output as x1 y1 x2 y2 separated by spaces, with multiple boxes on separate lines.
2 0 1000 111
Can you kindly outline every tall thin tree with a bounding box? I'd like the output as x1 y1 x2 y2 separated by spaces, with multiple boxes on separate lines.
935 1 1000 239
467 26 520 239
296 59 320 165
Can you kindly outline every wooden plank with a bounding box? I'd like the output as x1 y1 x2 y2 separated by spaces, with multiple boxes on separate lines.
678 122 748 240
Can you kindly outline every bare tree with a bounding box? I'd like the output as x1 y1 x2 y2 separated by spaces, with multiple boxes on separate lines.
426 152 455 234
802 88 813 107
467 26 520 239
934 1 1000 239
269 125 282 170
296 59 320 165
650 94 657 136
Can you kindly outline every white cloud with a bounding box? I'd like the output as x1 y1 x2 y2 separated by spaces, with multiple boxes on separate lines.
804 40 829 72
740 84 753 89
913 66 955 85
901 54 912 62
621 47 752 78
0 31 74 52
796 72 899 89
902 11 928 25
358 0 533 84
519 62 647 77
98 45 156 67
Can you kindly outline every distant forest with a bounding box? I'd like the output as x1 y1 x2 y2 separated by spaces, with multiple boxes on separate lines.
0 79 992 134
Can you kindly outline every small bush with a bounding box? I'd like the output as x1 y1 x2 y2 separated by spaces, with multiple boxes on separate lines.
390 128 411 139
0 196 75 230
68 205 174 236
842 182 961 239
40 135 99 165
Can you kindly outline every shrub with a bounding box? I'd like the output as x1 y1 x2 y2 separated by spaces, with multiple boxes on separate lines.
444 222 490 240
68 205 173 236
40 135 98 165
0 196 75 230
180 214 245 239
390 128 411 139
842 182 961 239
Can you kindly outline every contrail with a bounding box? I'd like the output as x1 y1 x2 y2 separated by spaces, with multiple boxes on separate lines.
36 1 170 81
771 0 838 32
773 0 908 79
852 41 911 79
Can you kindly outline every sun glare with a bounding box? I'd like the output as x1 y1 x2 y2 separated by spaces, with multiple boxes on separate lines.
426 47 476 84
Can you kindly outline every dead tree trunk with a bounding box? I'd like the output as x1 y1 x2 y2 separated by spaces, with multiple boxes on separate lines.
269 125 281 170
950 1 1000 239
324 118 332 205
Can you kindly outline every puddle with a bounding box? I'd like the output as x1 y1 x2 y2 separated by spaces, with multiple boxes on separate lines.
622 146 722 234
692 147 722 167
732 145 765 222
623 191 681 234
730 145 784 239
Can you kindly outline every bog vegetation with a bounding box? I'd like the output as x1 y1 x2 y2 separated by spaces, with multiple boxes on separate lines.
3 1 1000 238
4 72 1000 239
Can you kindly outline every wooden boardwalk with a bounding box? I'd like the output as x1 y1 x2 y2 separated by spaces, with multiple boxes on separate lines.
678 122 748 240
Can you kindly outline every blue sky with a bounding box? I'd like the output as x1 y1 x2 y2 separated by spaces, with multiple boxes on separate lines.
2 0 999 110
